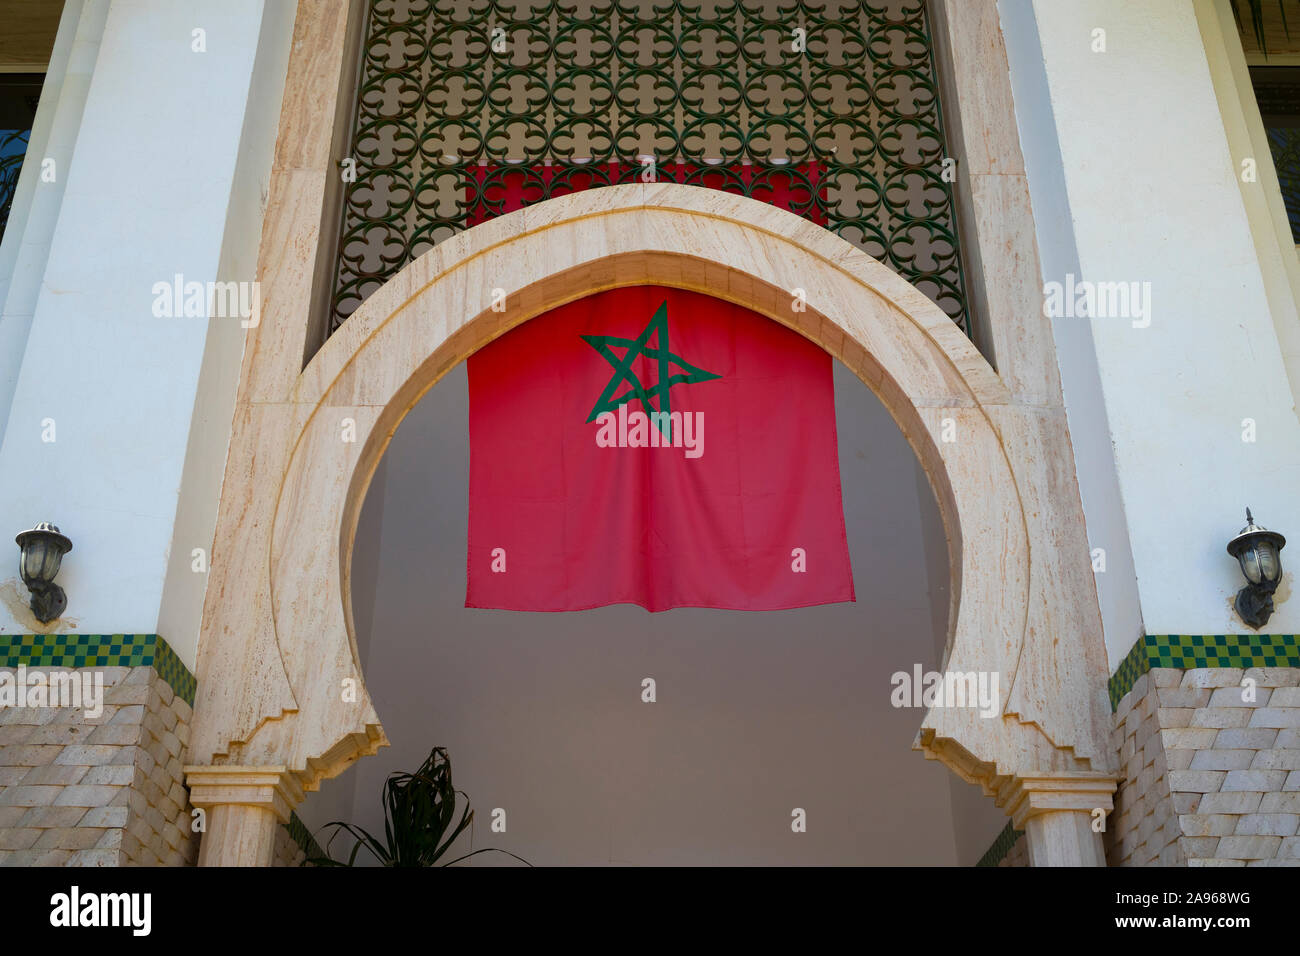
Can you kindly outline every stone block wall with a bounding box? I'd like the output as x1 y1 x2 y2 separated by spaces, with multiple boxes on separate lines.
1105 669 1185 866
119 668 200 865
0 635 199 866
274 821 307 867
1107 665 1300 866
275 812 324 867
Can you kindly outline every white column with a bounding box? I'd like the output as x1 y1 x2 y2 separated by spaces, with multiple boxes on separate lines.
0 0 105 429
1003 0 1300 652
0 0 285 669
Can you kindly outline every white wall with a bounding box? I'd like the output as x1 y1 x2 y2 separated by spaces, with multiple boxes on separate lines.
1004 0 1300 665
0 0 102 441
0 0 290 668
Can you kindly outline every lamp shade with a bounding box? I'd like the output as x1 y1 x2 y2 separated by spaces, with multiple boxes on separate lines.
1227 509 1285 587
15 522 72 588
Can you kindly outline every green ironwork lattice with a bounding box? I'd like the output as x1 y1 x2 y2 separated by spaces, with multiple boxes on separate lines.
1266 127 1300 241
329 0 970 339
0 129 30 245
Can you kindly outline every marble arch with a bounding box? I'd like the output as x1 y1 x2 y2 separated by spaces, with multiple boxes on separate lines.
186 185 1116 866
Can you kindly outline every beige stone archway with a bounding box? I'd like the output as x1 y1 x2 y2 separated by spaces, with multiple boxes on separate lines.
186 184 1116 866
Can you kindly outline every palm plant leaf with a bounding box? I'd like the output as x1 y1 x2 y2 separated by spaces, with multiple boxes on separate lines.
303 746 530 867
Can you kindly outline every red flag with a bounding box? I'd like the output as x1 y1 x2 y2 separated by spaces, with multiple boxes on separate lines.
466 161 826 227
465 285 855 611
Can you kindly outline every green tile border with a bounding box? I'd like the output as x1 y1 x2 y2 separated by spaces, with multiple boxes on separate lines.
286 812 325 864
976 821 1024 868
1109 634 1300 711
1109 637 1154 712
0 633 196 707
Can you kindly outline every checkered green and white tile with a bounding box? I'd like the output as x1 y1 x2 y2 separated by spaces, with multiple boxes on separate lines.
1108 634 1300 711
976 822 1024 867
0 633 196 706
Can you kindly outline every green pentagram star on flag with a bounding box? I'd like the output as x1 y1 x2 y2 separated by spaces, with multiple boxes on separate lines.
581 300 721 441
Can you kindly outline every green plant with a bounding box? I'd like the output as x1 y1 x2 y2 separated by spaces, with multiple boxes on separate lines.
306 746 529 867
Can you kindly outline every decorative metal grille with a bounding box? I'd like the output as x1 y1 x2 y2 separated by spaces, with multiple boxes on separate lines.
1267 127 1300 242
0 129 29 244
329 0 970 339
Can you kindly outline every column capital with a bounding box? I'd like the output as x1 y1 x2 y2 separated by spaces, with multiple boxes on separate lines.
996 771 1118 830
184 765 305 825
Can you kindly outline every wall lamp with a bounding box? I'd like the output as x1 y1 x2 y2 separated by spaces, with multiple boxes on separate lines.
1226 508 1286 629
15 522 72 624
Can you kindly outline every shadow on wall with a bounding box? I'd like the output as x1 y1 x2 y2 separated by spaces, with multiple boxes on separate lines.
299 360 1005 865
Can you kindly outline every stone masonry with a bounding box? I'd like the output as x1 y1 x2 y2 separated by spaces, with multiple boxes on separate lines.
274 825 307 867
1106 667 1300 866
10 655 1298 867
0 666 199 866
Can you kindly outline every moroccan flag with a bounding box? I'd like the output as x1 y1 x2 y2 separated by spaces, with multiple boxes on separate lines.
465 285 855 612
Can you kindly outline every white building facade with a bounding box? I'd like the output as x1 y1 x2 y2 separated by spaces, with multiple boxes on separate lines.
0 0 1297 867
